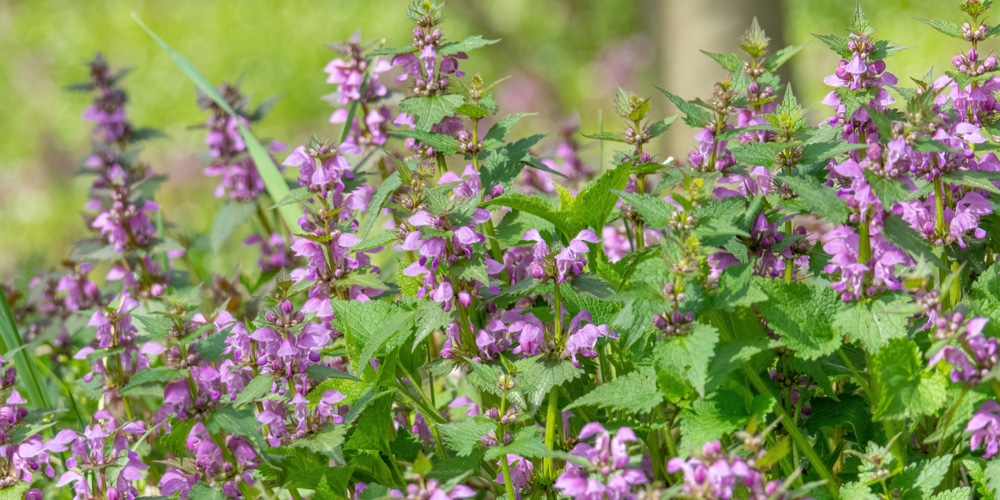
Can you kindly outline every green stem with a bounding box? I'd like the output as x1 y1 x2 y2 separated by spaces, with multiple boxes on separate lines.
784 220 794 283
742 366 839 498
543 387 560 477
288 487 304 500
934 178 946 241
858 220 872 266
500 453 518 500
837 348 870 394
553 282 563 345
936 387 969 455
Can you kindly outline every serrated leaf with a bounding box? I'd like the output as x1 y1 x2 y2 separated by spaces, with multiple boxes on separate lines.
678 389 756 455
389 130 460 155
801 141 868 164
833 295 911 353
439 418 496 457
193 330 228 362
872 338 947 420
757 280 843 359
481 134 547 190
568 273 616 299
355 231 398 253
483 426 550 461
945 169 1000 195
331 299 414 375
813 33 852 58
730 141 784 168
514 357 582 408
882 214 947 270
306 364 361 383
455 103 490 119
655 86 713 127
764 43 806 72
566 365 662 413
779 175 850 224
840 482 878 500
917 18 964 39
188 484 225 500
701 51 743 72
616 191 675 228
483 113 534 146
654 324 719 396
806 395 873 446
291 423 348 459
483 193 570 237
234 375 274 407
438 35 500 56
891 455 952 500
339 271 390 291
647 115 677 139
399 94 465 131
210 202 257 253
207 405 268 451
573 162 631 232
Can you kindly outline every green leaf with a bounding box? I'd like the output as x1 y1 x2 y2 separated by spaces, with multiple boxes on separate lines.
234 375 275 407
701 51 743 72
291 424 349 459
188 484 225 500
331 299 413 374
0 291 51 409
355 231 398 253
306 364 361 383
730 141 784 168
944 169 1000 195
483 194 570 237
833 295 912 353
647 115 677 139
806 395 873 445
892 455 952 500
514 356 582 408
757 280 843 359
872 338 947 420
583 131 629 143
882 214 947 270
439 418 496 457
573 162 631 232
568 273 616 299
207 406 268 451
870 40 909 60
450 253 490 286
133 14 298 229
801 141 868 164
339 271 390 291
438 35 500 56
483 426 554 461
655 86 713 127
764 43 807 72
193 330 228 362
366 46 414 57
654 324 719 396
399 94 465 131
269 186 313 208
615 190 675 228
210 202 257 253
678 389 758 456
427 450 486 481
566 365 662 414
389 130 460 155
480 134 547 190
119 367 186 396
483 113 534 146
840 482 878 500
779 175 850 224
917 18 964 39
455 103 490 119
813 33 852 58
413 299 452 349
929 488 972 500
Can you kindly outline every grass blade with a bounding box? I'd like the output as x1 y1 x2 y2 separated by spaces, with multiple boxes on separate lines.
0 290 52 409
131 13 301 230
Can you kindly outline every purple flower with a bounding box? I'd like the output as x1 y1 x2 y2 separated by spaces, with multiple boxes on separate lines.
968 400 1000 458
555 423 646 500
562 311 613 366
495 454 534 498
91 198 159 253
390 478 475 499
283 141 361 196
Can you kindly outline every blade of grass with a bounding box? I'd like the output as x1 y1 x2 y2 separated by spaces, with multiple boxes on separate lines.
132 13 301 231
0 290 52 409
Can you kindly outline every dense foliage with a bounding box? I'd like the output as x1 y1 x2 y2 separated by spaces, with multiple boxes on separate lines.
3 1 1000 498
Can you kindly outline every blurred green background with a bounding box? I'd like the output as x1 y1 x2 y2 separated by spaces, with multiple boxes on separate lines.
0 0 983 277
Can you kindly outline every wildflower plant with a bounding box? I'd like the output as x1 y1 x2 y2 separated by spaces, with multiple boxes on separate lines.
3 1 1000 499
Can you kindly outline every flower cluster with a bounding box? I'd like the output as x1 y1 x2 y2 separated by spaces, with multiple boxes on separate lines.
555 423 647 499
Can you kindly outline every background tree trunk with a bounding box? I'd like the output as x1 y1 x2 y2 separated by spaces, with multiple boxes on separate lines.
645 0 785 160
